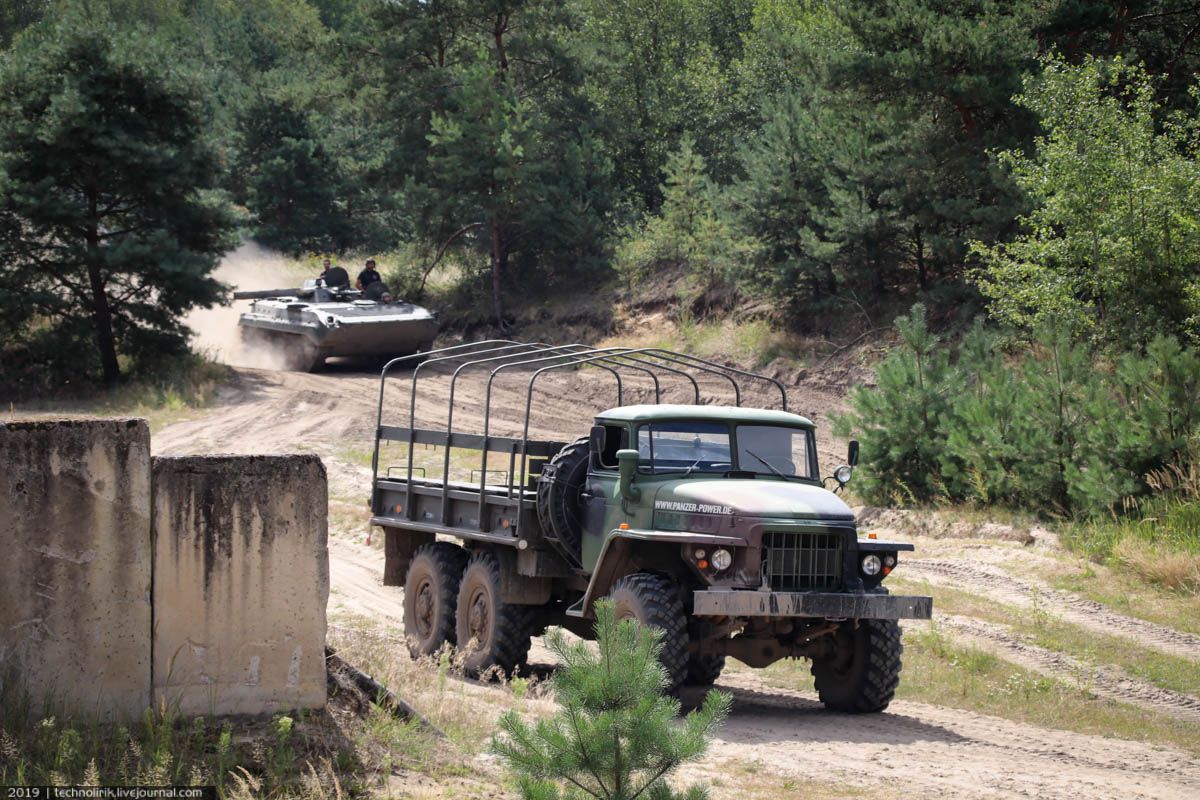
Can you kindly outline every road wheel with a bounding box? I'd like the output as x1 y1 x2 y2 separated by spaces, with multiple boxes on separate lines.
536 436 590 564
608 573 689 691
403 542 467 659
455 551 535 677
684 652 726 687
811 618 902 713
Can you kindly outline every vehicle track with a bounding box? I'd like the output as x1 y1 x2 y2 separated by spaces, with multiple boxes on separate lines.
929 613 1200 723
905 558 1200 661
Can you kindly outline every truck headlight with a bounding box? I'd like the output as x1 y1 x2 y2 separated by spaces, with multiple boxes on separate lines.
711 548 733 571
835 465 853 484
861 554 882 576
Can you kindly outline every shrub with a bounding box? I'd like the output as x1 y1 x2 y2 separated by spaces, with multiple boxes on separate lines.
491 602 730 800
837 304 1200 519
834 304 954 504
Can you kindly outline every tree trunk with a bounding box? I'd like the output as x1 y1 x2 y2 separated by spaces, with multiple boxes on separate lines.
490 217 505 326
86 191 120 383
914 224 928 290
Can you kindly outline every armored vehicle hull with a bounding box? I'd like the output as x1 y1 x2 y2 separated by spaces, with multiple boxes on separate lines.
234 284 437 371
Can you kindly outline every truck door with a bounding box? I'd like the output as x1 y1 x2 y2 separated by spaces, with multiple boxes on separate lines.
581 423 629 572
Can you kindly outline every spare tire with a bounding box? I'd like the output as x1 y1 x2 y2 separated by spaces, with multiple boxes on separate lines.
536 436 590 565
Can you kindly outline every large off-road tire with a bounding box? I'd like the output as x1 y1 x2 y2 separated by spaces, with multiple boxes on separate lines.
455 551 536 677
685 652 726 687
535 436 591 563
811 618 903 713
608 573 689 691
403 542 468 659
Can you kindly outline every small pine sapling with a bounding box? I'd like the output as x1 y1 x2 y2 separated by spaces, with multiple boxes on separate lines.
491 601 731 800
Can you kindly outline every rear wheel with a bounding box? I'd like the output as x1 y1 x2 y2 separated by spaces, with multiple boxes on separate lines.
455 551 535 677
811 618 902 713
608 573 689 691
403 543 468 658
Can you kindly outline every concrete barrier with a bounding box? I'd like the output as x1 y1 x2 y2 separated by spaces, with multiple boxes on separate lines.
151 455 329 715
0 419 153 721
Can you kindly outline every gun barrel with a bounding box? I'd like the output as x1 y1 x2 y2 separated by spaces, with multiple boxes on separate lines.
232 288 304 300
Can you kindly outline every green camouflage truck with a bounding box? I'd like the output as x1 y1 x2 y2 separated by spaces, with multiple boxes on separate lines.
370 341 931 712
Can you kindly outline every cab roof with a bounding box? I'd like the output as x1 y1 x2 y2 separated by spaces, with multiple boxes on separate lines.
595 404 814 428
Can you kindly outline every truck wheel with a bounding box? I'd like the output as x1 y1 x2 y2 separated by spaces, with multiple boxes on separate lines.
403 542 468 659
685 652 726 687
811 618 903 713
536 436 590 564
608 573 689 691
456 551 535 677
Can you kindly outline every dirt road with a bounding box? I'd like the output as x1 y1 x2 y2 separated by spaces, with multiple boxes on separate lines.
153 364 1200 800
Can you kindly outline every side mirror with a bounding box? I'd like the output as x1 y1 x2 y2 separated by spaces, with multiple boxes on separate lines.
848 439 860 467
589 424 607 455
616 449 641 501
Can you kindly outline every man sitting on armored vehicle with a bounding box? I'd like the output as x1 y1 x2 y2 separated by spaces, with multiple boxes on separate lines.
356 258 382 291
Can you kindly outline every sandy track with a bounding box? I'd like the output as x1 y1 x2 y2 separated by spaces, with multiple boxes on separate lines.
152 365 1200 799
905 558 1200 661
929 614 1200 723
710 670 1200 800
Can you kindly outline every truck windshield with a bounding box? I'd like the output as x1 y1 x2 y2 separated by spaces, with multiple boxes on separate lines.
637 422 732 474
736 425 813 480
635 421 814 479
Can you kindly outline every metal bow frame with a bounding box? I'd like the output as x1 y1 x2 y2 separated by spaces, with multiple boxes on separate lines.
370 340 789 538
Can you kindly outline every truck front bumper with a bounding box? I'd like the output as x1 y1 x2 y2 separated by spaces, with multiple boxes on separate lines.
692 589 932 620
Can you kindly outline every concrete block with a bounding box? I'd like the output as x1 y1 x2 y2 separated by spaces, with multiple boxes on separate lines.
0 418 153 720
152 455 328 715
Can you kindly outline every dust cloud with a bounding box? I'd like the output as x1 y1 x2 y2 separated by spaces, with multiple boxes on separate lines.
187 242 314 369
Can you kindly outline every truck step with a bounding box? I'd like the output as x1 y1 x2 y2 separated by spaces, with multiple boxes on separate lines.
565 597 586 618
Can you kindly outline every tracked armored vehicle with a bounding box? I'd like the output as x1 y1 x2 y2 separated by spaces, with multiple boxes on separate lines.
369 340 932 712
233 279 437 371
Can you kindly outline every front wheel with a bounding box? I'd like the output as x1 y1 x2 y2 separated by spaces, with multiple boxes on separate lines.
608 573 689 691
811 618 903 713
684 652 726 687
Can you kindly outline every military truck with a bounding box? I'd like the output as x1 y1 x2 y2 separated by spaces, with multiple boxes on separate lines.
370 341 931 711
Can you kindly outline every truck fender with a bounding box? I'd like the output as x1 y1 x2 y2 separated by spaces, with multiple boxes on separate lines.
575 528 748 619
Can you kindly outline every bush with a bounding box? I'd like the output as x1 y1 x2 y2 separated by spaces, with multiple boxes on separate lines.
491 602 730 800
836 304 1200 518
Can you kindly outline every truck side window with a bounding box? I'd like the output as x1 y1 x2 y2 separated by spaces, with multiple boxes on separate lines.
597 425 628 470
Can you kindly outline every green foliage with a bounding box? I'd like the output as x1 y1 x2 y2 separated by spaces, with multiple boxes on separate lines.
0 692 357 793
236 95 351 254
615 139 751 295
972 56 1200 347
362 0 616 323
837 304 1200 518
833 305 953 504
492 602 730 800
573 0 752 211
0 7 239 383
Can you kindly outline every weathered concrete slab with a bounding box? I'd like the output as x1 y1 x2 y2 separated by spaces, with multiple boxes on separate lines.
152 455 328 715
0 418 153 720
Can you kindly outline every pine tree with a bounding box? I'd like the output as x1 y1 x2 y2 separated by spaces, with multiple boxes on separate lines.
0 10 238 383
834 304 954 505
492 602 730 800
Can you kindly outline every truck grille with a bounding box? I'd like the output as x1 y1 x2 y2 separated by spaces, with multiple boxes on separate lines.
761 530 842 591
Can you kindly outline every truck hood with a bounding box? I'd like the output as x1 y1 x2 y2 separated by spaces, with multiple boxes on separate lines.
652 478 854 522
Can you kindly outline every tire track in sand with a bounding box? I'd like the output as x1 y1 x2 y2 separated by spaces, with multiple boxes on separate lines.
905 558 1200 660
928 613 1200 723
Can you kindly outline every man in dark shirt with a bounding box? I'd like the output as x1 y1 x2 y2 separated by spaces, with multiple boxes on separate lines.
356 258 382 291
